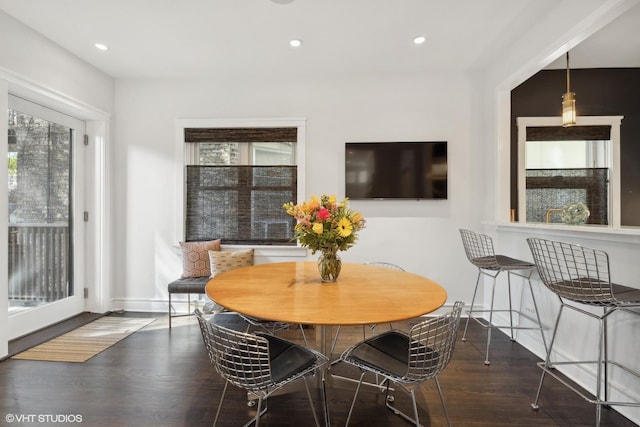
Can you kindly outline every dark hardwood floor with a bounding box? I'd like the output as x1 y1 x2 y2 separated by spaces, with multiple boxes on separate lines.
1 312 637 427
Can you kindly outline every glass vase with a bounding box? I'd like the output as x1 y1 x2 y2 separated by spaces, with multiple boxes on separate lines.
317 250 342 282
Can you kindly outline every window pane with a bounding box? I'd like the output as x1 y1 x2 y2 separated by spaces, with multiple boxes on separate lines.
252 142 295 165
198 142 239 165
525 168 608 224
8 108 73 310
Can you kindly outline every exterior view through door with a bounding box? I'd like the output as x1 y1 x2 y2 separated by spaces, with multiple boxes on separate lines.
7 96 85 335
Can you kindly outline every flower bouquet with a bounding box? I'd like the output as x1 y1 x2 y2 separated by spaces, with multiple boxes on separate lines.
283 194 366 282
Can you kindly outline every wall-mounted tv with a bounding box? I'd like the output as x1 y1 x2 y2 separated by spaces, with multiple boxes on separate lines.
345 141 447 200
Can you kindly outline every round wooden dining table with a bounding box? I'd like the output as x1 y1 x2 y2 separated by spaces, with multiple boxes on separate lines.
205 261 447 327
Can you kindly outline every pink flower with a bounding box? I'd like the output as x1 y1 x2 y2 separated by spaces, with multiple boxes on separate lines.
317 208 330 221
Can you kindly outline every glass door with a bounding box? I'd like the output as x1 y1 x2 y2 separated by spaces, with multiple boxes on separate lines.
7 95 85 338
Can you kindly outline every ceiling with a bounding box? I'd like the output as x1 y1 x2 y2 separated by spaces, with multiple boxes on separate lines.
0 0 638 80
545 1 640 70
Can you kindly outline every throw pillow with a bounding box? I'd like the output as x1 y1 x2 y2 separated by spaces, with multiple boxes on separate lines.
179 240 221 278
209 249 255 277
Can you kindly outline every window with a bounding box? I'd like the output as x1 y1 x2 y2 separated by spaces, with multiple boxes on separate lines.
516 116 622 227
178 119 306 245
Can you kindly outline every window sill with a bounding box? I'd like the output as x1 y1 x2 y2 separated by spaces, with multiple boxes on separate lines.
494 221 640 244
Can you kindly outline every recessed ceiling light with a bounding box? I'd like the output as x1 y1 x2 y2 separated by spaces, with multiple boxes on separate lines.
413 35 426 45
94 42 109 51
289 39 303 48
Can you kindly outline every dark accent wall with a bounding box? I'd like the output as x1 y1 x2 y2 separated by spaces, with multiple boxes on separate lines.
511 68 640 226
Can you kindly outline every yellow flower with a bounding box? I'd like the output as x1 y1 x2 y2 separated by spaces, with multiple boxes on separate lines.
337 217 353 237
283 194 365 253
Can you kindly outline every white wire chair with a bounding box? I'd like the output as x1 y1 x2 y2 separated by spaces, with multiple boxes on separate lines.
459 229 547 365
239 314 309 346
527 238 640 427
340 301 464 427
195 309 328 427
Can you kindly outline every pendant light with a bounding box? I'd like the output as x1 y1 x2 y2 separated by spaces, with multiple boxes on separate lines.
562 51 576 127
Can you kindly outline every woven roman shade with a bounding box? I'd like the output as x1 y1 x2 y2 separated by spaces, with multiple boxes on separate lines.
526 126 611 141
184 127 297 143
185 165 297 244
526 168 609 225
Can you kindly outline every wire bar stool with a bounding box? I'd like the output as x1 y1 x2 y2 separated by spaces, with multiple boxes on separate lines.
527 238 640 427
459 229 548 365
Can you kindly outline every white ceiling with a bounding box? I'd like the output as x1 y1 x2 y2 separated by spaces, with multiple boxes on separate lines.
545 1 640 70
0 0 638 80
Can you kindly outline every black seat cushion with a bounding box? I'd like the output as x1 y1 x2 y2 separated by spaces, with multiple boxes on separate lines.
471 255 533 270
261 334 316 383
611 283 640 304
350 331 411 378
494 255 534 269
554 279 640 305
350 331 439 378
168 276 209 294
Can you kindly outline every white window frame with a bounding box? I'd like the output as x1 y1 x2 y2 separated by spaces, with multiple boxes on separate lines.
174 118 306 251
516 116 622 227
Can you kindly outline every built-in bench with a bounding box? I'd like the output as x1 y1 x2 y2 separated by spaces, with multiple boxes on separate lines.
168 276 209 328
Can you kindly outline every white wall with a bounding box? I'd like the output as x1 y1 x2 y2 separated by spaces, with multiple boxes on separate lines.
112 73 479 312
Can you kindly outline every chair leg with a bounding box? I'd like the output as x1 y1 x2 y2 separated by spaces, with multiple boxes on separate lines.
384 382 423 426
434 376 452 427
246 396 265 427
532 304 564 410
302 376 322 427
168 293 172 329
527 277 548 356
213 381 228 427
345 371 366 426
602 310 609 403
596 315 606 427
484 275 498 365
462 270 482 342
507 272 515 341
410 389 420 427
299 325 309 347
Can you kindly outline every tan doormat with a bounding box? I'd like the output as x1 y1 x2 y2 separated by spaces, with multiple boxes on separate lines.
12 316 155 363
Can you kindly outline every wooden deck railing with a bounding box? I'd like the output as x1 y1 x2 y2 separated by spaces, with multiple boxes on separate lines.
8 224 70 303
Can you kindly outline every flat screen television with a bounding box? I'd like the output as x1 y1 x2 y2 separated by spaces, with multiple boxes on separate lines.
345 141 447 200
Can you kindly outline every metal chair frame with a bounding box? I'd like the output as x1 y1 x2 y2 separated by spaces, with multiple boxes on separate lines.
340 301 464 427
195 309 327 427
527 238 640 427
239 314 309 347
459 229 548 365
